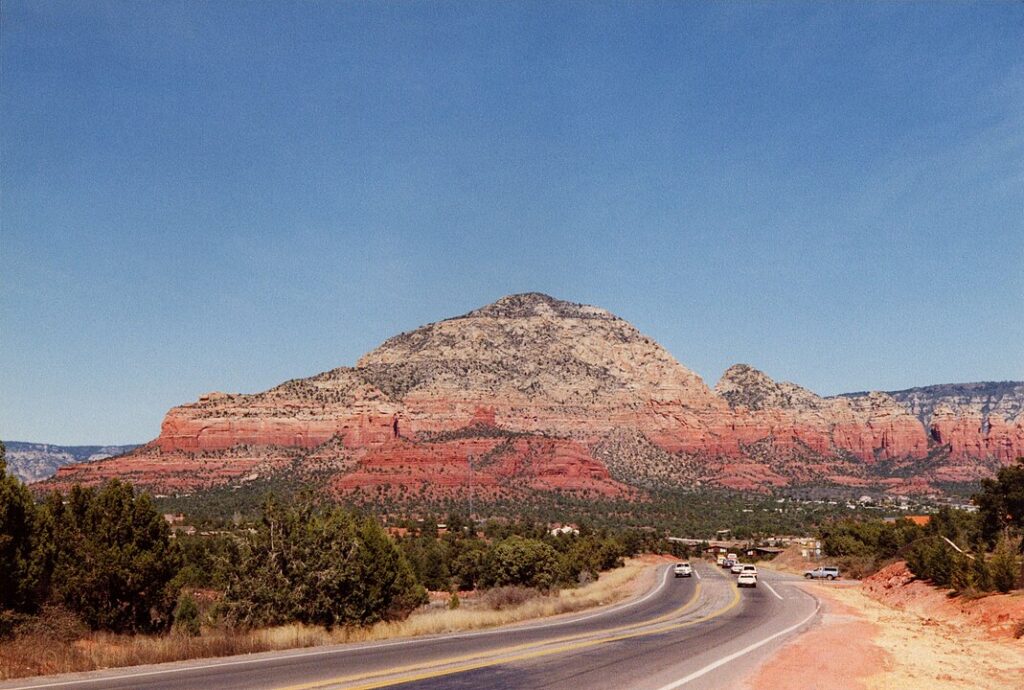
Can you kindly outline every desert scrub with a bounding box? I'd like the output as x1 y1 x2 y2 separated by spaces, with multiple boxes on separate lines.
0 557 661 680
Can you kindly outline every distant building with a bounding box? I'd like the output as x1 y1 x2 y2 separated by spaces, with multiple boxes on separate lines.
550 524 580 536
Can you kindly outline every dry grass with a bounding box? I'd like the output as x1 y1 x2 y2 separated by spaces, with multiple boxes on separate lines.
0 556 666 680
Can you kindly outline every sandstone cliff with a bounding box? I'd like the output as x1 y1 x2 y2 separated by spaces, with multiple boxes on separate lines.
48 294 1024 497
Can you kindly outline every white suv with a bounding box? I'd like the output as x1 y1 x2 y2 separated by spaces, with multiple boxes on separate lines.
673 562 693 578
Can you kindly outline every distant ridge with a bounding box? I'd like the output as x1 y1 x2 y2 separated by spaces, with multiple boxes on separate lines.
836 381 1024 428
4 441 140 484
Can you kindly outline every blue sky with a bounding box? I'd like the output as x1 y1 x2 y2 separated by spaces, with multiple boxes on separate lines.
2 1 1022 444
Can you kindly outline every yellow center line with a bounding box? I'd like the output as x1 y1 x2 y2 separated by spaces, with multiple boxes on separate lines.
277 575 741 690
276 577 703 690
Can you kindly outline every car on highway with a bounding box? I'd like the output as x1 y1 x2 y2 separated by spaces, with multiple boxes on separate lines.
737 572 757 588
740 564 757 577
804 566 841 580
730 562 745 574
674 562 693 577
722 558 736 569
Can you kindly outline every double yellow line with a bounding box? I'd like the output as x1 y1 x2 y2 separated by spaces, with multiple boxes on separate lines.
278 572 742 690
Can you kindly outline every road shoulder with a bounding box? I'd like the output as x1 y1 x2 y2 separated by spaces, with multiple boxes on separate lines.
744 582 1024 690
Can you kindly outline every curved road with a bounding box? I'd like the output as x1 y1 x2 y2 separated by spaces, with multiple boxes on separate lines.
3 563 821 690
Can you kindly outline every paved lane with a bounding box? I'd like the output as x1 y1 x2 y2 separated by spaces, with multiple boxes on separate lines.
396 565 819 690
3 563 820 690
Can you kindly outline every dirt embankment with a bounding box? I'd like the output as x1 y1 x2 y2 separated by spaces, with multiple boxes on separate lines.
748 561 1024 690
862 561 1024 640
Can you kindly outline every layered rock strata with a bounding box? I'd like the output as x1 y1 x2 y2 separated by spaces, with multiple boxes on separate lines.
49 294 1024 496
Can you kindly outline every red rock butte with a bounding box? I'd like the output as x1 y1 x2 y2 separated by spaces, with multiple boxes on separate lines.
49 293 1024 497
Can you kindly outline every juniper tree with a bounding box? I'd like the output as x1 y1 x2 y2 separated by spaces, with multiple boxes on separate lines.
991 534 1020 593
45 481 182 633
0 441 42 615
971 551 993 592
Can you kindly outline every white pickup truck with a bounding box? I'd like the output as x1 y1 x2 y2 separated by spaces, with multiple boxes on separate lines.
804 566 840 580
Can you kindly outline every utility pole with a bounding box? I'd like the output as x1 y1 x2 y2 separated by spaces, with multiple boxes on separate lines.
468 454 474 524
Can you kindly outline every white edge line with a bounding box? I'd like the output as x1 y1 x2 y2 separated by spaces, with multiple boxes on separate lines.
9 565 677 689
761 580 783 601
652 591 822 690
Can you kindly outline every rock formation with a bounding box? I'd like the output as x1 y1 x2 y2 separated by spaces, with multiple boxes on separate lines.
48 293 1024 497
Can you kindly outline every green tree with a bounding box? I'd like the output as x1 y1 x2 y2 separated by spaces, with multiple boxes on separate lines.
0 441 43 615
949 552 973 593
173 592 201 636
971 552 993 592
45 481 182 633
991 534 1019 593
906 536 953 586
401 536 451 591
450 540 488 591
482 536 560 590
223 498 426 629
975 458 1024 547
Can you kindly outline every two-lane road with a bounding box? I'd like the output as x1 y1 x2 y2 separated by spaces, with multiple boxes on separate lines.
3 563 820 690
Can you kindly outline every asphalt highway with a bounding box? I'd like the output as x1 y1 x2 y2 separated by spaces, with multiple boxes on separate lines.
3 563 821 690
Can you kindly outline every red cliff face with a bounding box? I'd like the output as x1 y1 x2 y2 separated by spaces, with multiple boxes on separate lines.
929 404 1024 470
48 294 1024 497
712 367 932 462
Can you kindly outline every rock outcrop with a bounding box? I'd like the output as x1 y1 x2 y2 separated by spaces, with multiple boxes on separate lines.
47 294 1024 497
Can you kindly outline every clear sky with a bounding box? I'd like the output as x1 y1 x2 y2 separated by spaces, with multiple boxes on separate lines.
2 1 1022 444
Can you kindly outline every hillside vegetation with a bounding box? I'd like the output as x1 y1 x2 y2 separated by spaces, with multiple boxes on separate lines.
817 457 1024 593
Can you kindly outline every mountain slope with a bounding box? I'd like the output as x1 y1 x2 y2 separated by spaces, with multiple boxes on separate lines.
45 294 1024 497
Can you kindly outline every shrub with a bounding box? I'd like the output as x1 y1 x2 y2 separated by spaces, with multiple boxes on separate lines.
991 535 1019 594
971 552 993 592
173 592 201 637
481 586 538 610
906 537 952 586
949 552 973 594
